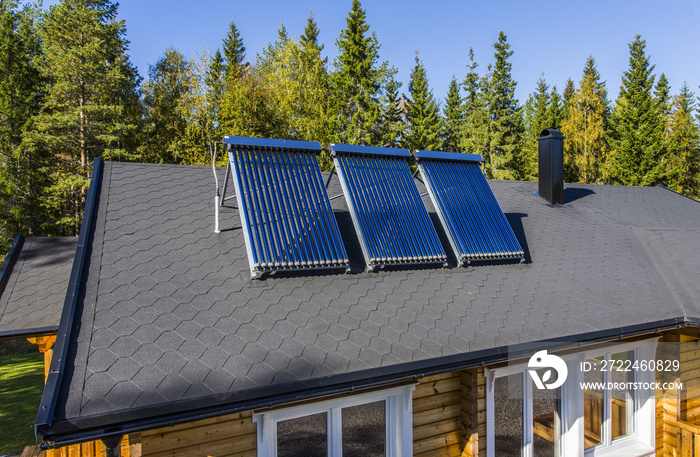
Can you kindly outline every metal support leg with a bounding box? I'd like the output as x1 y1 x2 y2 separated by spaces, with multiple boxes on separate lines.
325 166 336 189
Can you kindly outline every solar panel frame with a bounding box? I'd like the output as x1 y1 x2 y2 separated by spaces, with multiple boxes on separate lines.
414 150 525 265
225 137 349 279
330 143 447 272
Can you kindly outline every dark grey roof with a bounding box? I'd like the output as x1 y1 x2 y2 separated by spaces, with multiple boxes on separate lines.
38 160 700 442
0 236 76 339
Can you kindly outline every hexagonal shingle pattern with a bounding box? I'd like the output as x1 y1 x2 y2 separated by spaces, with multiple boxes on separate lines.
54 161 700 424
0 237 76 335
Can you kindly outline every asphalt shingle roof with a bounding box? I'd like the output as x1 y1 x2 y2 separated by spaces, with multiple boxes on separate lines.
42 160 700 438
0 236 76 338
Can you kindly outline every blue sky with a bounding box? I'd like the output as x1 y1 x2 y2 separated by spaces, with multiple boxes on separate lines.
46 0 700 105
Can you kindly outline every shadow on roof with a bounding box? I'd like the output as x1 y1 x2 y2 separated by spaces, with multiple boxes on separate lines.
564 187 595 204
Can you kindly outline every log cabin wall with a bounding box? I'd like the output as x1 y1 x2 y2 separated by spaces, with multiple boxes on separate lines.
140 412 256 457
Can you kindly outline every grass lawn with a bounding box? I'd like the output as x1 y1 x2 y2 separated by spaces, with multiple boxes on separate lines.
0 352 44 456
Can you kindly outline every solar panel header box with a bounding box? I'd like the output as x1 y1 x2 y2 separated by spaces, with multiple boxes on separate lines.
329 143 447 272
223 136 349 279
414 149 524 265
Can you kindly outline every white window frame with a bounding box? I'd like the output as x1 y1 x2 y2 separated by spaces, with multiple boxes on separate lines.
253 384 415 457
486 339 657 457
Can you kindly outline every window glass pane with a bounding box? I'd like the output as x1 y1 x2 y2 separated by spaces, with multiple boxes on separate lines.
495 374 524 456
277 412 327 457
532 370 559 457
611 350 634 441
584 357 604 449
342 400 386 457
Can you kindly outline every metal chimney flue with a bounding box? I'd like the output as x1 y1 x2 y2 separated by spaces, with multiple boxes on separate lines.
537 129 564 205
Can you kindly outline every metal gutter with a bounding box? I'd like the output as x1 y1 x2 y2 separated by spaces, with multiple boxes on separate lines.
35 158 103 431
38 315 689 447
0 326 58 342
0 234 24 300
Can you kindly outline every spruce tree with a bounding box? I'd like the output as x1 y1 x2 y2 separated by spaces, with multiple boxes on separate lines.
608 35 665 186
32 0 140 235
561 55 609 183
331 0 386 145
521 75 551 180
460 49 490 161
442 76 463 152
665 82 699 198
300 11 323 58
487 31 523 179
222 20 247 78
546 85 563 131
379 71 405 148
405 53 442 151
562 78 576 123
206 49 225 140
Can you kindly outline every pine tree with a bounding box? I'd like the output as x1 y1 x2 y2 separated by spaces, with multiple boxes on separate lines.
331 0 386 145
31 0 140 235
0 1 46 250
665 82 699 198
405 53 442 151
487 31 523 179
222 20 247 78
561 55 609 183
608 35 665 186
442 76 463 152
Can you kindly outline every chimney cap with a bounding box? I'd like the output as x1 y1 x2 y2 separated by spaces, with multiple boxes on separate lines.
537 129 564 140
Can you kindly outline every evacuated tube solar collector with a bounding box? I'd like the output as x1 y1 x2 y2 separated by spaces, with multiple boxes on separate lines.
414 150 525 266
222 136 350 279
330 143 447 272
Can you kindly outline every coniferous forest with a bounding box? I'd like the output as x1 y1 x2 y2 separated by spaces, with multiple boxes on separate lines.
1 0 699 259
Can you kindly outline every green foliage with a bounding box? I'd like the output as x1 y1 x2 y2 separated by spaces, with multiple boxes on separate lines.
223 20 247 78
486 32 523 179
141 48 192 163
442 76 463 152
0 1 46 245
0 352 44 455
378 69 406 148
405 53 442 151
664 82 699 198
608 35 666 186
521 75 551 180
460 49 490 161
561 56 610 183
330 0 386 146
546 85 563 131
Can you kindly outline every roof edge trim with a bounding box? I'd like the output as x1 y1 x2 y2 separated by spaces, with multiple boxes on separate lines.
655 184 700 204
38 316 688 446
0 234 25 300
36 158 103 429
0 326 58 342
